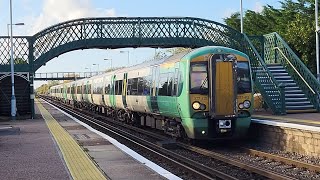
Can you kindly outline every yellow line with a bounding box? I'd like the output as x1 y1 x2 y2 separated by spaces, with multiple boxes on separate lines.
252 115 320 126
36 99 106 180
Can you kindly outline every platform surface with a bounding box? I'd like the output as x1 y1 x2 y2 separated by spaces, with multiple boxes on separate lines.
0 110 70 179
253 111 320 128
0 99 172 180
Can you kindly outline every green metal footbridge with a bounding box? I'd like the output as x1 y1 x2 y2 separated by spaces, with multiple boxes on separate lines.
0 17 319 118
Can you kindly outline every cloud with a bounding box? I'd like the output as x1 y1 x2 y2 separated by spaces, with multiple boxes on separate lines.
25 0 116 35
254 2 264 13
223 8 238 19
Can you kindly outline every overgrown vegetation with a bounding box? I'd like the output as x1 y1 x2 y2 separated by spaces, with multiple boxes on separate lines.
224 0 318 74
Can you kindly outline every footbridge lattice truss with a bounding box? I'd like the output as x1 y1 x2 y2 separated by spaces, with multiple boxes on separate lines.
0 17 293 114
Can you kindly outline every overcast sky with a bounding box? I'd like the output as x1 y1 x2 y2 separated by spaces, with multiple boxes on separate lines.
0 0 281 87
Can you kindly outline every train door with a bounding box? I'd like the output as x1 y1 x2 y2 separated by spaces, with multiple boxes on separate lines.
210 54 236 117
122 73 127 108
150 66 160 113
110 75 116 108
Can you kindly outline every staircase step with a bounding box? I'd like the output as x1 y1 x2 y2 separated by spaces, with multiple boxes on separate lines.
266 63 282 66
282 82 297 87
276 79 295 83
274 76 292 79
286 109 318 113
285 89 303 93
269 69 287 72
284 86 300 90
286 105 315 110
272 72 291 78
285 94 305 97
267 66 285 69
285 97 308 101
285 101 312 105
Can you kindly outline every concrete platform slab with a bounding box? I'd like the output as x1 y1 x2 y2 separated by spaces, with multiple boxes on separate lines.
0 118 70 180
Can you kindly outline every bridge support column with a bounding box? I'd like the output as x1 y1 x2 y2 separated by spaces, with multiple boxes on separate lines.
30 73 35 119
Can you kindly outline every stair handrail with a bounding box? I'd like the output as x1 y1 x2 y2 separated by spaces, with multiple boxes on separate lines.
267 32 320 111
243 34 284 114
274 47 316 94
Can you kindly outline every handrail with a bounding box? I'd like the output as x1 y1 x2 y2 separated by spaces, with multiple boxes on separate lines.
274 47 316 94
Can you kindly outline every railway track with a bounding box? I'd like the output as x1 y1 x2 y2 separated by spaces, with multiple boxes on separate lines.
40 98 235 180
41 96 318 179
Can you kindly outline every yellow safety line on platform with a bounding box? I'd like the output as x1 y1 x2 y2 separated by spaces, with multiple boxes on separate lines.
35 99 106 180
253 115 320 126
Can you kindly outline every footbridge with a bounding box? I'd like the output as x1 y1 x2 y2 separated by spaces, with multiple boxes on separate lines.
0 17 319 118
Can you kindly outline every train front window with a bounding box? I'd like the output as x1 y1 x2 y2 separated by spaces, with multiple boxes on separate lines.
190 62 208 94
237 61 251 93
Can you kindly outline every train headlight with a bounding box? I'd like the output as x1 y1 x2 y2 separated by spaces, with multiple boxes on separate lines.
239 103 244 109
243 100 251 108
192 101 201 110
200 104 206 110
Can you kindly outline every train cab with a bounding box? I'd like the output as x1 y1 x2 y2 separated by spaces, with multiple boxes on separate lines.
183 47 253 139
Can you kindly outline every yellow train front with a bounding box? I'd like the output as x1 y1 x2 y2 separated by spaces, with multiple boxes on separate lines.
179 46 253 140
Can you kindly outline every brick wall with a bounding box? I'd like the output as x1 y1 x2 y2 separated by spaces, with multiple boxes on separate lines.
249 123 320 157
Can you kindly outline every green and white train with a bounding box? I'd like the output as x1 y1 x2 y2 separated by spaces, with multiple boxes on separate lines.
49 46 253 140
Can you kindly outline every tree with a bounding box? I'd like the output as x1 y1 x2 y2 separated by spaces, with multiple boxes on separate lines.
224 0 318 73
14 57 27 64
35 80 60 95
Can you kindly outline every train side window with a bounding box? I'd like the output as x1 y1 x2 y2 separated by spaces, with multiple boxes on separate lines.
143 76 151 95
173 69 179 96
105 83 111 94
88 84 92 94
138 77 144 95
127 79 132 95
118 80 123 95
77 86 81 94
95 81 103 94
167 73 174 96
130 78 138 95
115 81 119 95
115 80 123 95
158 73 168 96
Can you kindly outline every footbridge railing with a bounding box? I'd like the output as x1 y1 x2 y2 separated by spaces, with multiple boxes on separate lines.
264 32 320 111
0 17 284 114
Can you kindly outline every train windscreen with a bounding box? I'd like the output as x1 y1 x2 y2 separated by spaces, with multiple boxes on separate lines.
190 62 208 94
237 61 251 93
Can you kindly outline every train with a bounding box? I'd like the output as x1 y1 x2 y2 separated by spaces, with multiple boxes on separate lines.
48 46 253 140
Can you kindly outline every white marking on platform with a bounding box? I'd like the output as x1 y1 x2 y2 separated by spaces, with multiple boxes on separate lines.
44 99 182 180
0 126 12 130
252 119 320 132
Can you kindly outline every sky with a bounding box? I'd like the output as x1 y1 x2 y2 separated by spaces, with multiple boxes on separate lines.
0 0 282 87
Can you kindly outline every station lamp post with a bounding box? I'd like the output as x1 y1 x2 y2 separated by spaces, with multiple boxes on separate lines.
120 50 130 66
104 58 112 70
9 0 25 119
316 0 320 81
240 0 244 33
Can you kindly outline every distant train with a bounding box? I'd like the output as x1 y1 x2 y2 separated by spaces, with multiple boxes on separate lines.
48 46 253 140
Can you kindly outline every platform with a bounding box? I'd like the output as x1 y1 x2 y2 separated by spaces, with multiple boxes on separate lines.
253 111 320 128
250 111 320 158
0 99 178 180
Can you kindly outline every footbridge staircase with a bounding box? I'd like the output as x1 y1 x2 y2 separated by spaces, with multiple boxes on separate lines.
249 32 320 114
